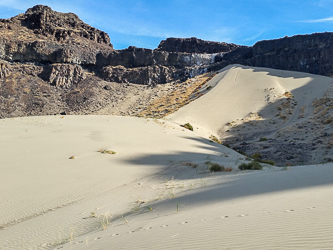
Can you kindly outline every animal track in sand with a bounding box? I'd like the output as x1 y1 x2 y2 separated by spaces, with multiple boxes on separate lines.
57 204 330 248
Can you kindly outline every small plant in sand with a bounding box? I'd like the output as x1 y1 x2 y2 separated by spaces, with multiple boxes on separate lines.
238 161 263 170
209 163 225 172
209 135 221 144
69 156 75 159
98 149 116 154
206 85 213 90
180 123 193 131
259 137 267 141
182 162 198 168
100 214 111 230
283 91 293 98
251 153 275 166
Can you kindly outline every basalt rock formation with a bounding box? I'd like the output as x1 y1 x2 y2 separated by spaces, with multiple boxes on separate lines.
157 37 239 53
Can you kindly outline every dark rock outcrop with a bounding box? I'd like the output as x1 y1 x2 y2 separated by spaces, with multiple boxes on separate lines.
157 37 239 53
22 5 111 46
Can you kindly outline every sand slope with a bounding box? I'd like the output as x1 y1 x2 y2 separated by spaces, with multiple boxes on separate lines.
0 115 240 249
167 64 333 165
1 65 333 249
167 64 332 135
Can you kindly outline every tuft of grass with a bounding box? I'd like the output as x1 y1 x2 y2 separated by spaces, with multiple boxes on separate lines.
98 149 116 154
206 85 213 90
69 156 75 159
259 137 267 141
325 119 332 124
205 161 230 172
181 123 193 131
238 161 263 170
224 166 233 172
209 135 221 144
182 162 198 168
252 152 275 165
209 163 225 172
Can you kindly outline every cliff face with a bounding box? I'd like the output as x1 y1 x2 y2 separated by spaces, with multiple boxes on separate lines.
1 5 333 119
157 37 239 53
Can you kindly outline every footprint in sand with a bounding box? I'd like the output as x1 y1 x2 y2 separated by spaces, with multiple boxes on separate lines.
94 237 101 240
285 210 294 213
145 227 152 230
111 233 119 237
308 207 316 209
238 214 249 217
180 222 188 225
74 241 83 244
161 225 168 228
220 216 229 219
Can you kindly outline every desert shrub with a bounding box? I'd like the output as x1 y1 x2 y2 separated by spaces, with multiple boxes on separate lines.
206 86 213 90
237 150 247 156
251 153 274 165
259 137 267 141
325 119 332 124
182 162 198 168
260 159 275 165
99 149 116 154
252 152 262 160
209 163 225 172
181 123 193 131
238 161 263 170
224 167 233 172
209 135 221 144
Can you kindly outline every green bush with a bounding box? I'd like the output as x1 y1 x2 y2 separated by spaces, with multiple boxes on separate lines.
209 135 221 144
260 159 275 165
209 163 225 172
251 153 275 165
252 153 262 160
238 161 263 170
181 123 193 131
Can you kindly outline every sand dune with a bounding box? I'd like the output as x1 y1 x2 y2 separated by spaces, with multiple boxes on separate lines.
1 65 333 249
167 64 332 138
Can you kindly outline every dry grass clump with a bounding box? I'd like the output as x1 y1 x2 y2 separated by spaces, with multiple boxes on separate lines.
182 162 198 168
69 156 75 159
181 123 193 131
98 149 117 154
205 161 232 172
238 161 263 170
283 91 293 98
209 135 221 144
252 153 275 165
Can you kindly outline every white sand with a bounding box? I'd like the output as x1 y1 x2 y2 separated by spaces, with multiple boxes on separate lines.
1 65 333 249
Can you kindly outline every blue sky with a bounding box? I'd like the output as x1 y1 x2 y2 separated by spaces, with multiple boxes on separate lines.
0 0 333 50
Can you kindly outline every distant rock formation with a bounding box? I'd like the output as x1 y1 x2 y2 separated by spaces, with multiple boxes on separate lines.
157 37 239 53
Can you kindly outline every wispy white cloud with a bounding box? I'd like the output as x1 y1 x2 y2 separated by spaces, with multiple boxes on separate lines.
299 16 333 23
243 29 266 42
